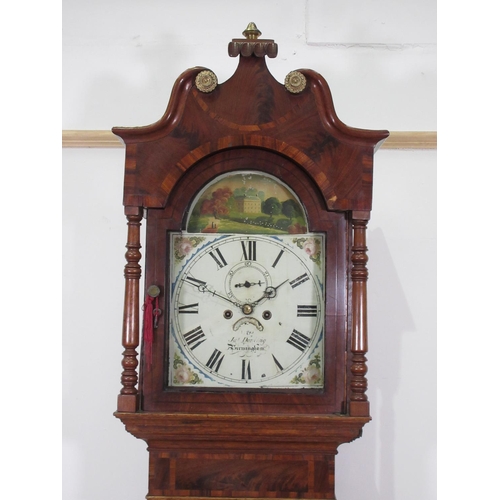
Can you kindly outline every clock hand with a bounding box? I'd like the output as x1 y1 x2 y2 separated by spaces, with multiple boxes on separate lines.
184 277 242 309
251 279 289 306
234 280 264 288
201 285 242 308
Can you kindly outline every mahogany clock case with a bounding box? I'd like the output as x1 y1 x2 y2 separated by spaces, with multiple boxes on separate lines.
141 147 349 415
113 48 388 418
112 24 388 500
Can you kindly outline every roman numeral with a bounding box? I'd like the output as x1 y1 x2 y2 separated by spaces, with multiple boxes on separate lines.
272 354 284 372
178 303 199 314
206 349 224 372
290 273 310 288
272 249 284 268
297 305 318 317
242 359 251 380
209 248 227 269
185 276 207 287
183 326 206 350
241 240 257 261
286 330 311 352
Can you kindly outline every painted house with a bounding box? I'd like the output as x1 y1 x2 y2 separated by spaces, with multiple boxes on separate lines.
235 195 261 214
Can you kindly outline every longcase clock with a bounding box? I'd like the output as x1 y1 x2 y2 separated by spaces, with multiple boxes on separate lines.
113 23 388 500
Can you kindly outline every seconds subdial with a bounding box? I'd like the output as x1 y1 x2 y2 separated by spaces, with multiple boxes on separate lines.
225 261 271 305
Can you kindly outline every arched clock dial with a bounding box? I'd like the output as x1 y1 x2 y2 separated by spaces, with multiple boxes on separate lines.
169 233 325 388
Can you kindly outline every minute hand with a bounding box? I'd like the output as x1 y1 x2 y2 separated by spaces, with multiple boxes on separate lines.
201 285 242 309
184 277 241 309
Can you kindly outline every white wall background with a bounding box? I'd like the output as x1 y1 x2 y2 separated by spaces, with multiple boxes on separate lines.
60 1 437 499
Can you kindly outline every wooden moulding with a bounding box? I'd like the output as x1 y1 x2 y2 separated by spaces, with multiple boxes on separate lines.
62 129 436 150
114 412 371 449
115 412 371 499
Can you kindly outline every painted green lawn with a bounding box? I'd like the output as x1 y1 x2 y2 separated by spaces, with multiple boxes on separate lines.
188 214 299 234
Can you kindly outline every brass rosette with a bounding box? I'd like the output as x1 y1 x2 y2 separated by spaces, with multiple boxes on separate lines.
284 71 307 94
195 70 218 93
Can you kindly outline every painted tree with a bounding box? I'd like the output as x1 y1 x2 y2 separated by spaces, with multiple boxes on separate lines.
262 197 282 221
281 198 301 221
200 187 232 219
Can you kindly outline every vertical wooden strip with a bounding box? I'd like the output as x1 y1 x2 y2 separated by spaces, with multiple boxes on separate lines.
349 213 370 417
308 458 315 493
117 206 143 412
169 458 176 491
329 455 335 499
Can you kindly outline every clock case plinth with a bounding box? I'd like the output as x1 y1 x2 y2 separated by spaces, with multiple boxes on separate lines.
113 27 388 500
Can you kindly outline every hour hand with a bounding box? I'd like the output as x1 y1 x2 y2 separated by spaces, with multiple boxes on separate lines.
251 279 289 306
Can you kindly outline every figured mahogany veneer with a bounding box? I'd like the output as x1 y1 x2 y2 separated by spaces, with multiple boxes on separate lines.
137 148 348 415
115 61 385 212
119 412 369 500
113 25 388 500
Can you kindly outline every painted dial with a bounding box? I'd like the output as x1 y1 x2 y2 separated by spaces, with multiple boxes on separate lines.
169 233 324 388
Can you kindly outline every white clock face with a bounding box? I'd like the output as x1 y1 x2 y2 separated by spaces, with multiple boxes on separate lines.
169 233 324 388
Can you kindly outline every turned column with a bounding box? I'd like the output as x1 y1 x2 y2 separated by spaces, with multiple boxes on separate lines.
117 206 143 412
349 211 370 417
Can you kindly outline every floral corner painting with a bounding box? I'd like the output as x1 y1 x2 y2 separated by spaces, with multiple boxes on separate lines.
186 171 308 235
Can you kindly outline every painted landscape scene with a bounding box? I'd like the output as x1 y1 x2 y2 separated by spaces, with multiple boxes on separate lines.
186 172 308 234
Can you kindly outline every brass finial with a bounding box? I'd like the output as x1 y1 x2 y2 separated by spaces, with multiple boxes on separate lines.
228 23 277 58
243 22 262 40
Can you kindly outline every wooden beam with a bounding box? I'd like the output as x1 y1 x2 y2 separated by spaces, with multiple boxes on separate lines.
62 130 124 148
62 130 436 150
383 131 436 149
